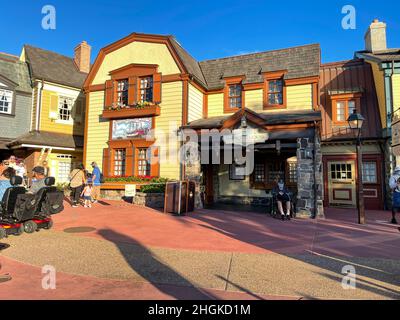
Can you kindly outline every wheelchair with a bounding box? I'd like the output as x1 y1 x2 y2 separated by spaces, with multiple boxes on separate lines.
0 176 64 239
269 190 297 219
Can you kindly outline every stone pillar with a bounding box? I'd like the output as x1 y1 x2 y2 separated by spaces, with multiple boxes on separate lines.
384 138 394 210
184 158 203 209
296 135 324 218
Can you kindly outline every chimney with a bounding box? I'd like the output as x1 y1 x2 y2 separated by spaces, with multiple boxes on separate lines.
365 19 387 53
74 41 91 73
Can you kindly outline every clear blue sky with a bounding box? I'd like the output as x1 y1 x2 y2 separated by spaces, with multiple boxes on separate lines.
2 0 400 63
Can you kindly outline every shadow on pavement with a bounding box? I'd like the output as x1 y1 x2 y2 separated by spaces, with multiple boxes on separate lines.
97 228 216 300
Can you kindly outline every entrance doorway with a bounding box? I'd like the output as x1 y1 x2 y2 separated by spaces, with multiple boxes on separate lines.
327 160 356 207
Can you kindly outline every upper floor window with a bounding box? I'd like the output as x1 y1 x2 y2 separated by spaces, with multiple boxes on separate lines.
0 89 13 114
117 79 129 107
267 80 284 106
140 76 153 103
334 100 356 124
228 84 242 109
58 96 74 121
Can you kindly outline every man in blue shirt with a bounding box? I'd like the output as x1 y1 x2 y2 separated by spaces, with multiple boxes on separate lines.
91 162 102 203
0 167 16 201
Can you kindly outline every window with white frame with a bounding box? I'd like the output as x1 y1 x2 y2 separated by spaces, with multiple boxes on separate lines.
58 161 72 183
58 96 74 121
0 89 13 114
362 162 377 184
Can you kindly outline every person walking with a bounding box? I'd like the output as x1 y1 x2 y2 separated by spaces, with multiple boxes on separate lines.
90 161 102 203
69 164 86 208
81 182 93 208
389 166 400 224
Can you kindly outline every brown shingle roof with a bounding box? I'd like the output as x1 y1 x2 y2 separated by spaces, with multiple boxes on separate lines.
0 53 32 93
169 37 207 87
199 44 321 90
185 110 321 129
24 45 87 88
7 131 84 149
356 49 400 63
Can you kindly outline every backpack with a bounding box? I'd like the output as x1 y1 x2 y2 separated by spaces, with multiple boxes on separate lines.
99 172 105 184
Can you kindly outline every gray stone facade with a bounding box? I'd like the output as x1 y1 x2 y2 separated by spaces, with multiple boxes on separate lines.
134 192 165 209
296 135 324 218
184 156 204 209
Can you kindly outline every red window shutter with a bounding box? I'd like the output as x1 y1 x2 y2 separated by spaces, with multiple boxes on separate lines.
102 148 110 177
128 76 137 105
150 146 160 177
153 73 162 104
104 80 114 108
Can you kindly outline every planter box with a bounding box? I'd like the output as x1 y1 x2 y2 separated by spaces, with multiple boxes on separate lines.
102 105 161 119
134 192 165 209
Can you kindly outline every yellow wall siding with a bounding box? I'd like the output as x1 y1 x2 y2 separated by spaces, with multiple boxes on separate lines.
392 74 400 114
155 81 183 180
40 89 85 135
286 84 313 110
31 86 38 130
321 144 381 155
245 89 263 112
92 42 181 85
48 152 83 184
208 85 312 117
218 165 267 197
188 83 203 122
369 61 387 128
207 93 225 117
85 91 109 169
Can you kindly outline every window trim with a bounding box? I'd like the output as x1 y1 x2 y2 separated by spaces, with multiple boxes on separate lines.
56 95 74 124
106 64 161 108
331 93 362 126
263 71 287 110
223 76 245 113
0 87 16 116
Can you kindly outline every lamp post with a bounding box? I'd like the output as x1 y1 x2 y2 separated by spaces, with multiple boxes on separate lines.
347 109 366 224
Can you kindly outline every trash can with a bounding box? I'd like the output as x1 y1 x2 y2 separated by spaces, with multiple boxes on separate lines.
164 181 196 215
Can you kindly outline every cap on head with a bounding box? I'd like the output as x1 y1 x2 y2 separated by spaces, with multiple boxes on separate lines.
32 166 45 175
91 162 97 166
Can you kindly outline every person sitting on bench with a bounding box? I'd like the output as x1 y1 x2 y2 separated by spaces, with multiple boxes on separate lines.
273 180 292 221
29 166 47 194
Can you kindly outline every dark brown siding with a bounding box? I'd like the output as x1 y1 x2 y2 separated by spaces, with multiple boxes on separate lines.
319 60 382 141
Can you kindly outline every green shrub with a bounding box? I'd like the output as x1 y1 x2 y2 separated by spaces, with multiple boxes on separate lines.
140 184 166 194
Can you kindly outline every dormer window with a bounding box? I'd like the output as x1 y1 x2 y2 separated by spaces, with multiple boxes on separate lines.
223 76 245 113
140 76 153 103
263 71 287 109
267 80 284 105
0 89 13 115
117 79 129 107
228 84 242 109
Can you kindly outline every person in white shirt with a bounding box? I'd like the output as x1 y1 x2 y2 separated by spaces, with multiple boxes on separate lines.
389 166 400 224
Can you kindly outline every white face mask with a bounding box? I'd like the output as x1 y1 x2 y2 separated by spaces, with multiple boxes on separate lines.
278 183 284 190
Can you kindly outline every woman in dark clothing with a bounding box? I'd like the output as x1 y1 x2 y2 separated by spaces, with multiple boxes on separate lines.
273 180 292 221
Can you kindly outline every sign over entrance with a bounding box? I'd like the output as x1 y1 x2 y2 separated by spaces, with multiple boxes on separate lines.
223 127 269 146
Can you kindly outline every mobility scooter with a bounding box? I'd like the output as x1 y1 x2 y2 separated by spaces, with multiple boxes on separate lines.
0 176 64 239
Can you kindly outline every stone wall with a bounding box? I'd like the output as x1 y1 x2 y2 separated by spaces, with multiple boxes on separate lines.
296 135 324 218
184 156 204 209
134 192 165 209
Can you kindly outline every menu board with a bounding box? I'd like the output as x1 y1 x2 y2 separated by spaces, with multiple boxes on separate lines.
112 118 152 140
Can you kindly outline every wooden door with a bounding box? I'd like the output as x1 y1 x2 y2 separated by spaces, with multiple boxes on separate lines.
204 165 214 205
328 161 356 207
